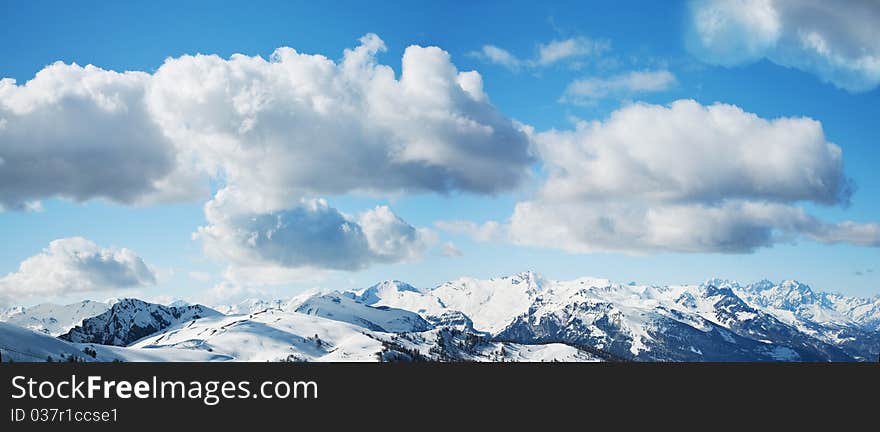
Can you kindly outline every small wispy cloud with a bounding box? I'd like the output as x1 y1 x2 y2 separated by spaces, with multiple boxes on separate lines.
470 36 610 71
471 45 524 70
536 37 610 66
561 69 677 105
435 220 506 243
440 241 463 258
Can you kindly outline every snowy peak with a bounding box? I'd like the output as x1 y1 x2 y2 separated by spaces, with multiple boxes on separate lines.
703 278 742 290
350 280 425 305
429 273 551 334
499 270 544 288
0 306 26 320
59 299 221 346
295 292 431 333
742 279 821 309
0 300 110 336
734 279 880 330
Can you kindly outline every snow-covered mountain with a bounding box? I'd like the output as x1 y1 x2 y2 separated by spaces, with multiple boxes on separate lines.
2 272 877 362
127 307 602 362
735 279 880 330
59 299 222 346
338 273 878 361
0 300 110 336
212 289 325 315
729 280 880 361
295 292 431 333
0 322 236 362
350 273 546 333
0 321 100 362
493 281 850 361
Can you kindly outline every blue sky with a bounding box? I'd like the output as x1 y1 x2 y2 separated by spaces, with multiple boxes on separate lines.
1 0 878 305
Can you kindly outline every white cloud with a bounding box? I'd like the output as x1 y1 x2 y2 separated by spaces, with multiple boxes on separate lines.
199 281 272 306
0 237 156 304
359 205 435 262
0 64 205 210
687 0 880 92
471 45 523 70
147 33 532 209
536 100 851 206
440 241 463 257
456 99 877 254
561 69 677 105
435 220 505 242
158 34 521 275
1 34 531 211
195 187 433 276
536 37 611 66
470 36 610 70
1 34 533 276
508 200 880 254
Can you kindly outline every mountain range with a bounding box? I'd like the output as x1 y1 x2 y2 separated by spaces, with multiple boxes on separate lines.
0 272 877 362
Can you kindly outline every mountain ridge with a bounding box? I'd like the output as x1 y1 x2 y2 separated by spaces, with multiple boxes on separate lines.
1 272 878 362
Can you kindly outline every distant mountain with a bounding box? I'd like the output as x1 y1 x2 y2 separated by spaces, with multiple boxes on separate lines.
348 280 428 306
58 299 221 346
343 273 877 362
731 280 880 361
212 289 325 315
0 300 110 336
2 272 878 362
736 279 880 330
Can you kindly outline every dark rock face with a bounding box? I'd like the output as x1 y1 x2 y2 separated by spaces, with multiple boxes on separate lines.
494 286 858 362
59 299 221 346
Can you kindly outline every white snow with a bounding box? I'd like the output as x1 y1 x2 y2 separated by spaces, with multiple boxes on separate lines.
295 292 430 332
3 272 876 362
0 301 109 336
130 309 387 362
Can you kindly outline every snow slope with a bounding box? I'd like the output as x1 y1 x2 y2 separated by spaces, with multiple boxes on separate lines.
129 308 603 362
0 322 230 362
0 300 109 336
295 292 431 332
129 309 390 362
0 322 94 362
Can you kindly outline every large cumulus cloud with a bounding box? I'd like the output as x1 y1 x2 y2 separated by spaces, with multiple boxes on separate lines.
1 34 532 276
0 237 156 304
146 33 532 209
442 100 879 254
536 100 852 206
0 63 202 210
1 34 531 210
686 0 880 92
